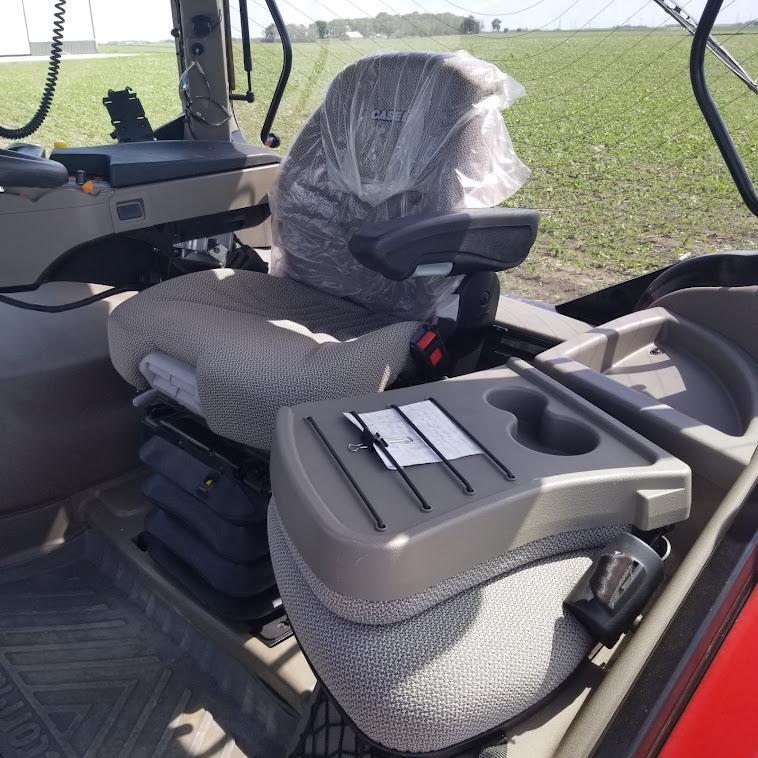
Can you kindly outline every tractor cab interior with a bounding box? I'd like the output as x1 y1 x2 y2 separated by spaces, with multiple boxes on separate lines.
0 0 755 756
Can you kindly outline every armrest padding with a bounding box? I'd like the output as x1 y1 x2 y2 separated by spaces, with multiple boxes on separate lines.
348 208 539 281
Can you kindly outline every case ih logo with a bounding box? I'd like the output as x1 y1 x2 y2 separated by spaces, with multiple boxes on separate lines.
371 109 406 122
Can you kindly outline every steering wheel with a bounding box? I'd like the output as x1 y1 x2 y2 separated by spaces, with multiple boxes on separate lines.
0 148 68 188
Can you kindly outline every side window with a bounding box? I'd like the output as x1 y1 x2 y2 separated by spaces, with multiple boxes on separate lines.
0 0 178 150
230 4 755 303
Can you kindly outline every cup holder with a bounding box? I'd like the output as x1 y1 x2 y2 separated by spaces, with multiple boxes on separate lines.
485 388 599 456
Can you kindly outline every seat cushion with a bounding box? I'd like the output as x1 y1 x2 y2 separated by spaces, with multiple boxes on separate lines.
269 501 599 754
109 269 420 449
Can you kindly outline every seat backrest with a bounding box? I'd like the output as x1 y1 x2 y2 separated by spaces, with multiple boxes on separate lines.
269 51 530 320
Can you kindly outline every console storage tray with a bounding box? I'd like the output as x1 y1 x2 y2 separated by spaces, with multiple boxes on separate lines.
272 358 690 607
536 307 758 489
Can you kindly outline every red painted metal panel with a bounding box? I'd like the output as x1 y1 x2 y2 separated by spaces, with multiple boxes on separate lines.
660 584 758 758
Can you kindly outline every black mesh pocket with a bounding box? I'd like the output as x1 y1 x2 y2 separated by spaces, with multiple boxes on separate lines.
289 685 502 757
289 685 378 758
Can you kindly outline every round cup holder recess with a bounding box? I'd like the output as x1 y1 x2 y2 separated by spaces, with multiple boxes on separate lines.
484 387 600 456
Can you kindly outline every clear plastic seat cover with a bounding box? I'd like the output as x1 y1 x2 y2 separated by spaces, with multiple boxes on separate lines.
269 50 530 320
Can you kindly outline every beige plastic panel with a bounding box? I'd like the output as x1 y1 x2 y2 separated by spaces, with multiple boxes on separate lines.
496 294 591 343
653 285 758 361
0 163 279 287
0 184 112 287
108 163 279 232
536 304 758 490
0 283 142 512
177 0 235 141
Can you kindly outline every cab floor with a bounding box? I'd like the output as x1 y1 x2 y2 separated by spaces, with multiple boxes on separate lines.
0 532 286 758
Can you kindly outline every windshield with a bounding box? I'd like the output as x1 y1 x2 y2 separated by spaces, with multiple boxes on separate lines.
1 0 755 303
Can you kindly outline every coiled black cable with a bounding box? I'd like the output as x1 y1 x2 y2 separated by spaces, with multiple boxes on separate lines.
0 0 67 140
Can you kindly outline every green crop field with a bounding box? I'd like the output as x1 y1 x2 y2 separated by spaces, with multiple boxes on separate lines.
1 28 755 300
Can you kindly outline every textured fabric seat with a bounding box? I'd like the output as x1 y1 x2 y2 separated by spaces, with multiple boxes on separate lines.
269 501 620 754
109 51 529 450
110 269 419 449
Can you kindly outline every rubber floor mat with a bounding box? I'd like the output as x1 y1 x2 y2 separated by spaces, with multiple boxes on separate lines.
0 534 281 758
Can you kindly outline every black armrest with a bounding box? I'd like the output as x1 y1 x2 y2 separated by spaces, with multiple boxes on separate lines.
348 208 538 281
0 149 68 189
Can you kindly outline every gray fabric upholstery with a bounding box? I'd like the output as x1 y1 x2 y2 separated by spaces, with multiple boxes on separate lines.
270 51 529 320
275 500 623 625
480 745 509 758
269 502 598 754
109 269 419 450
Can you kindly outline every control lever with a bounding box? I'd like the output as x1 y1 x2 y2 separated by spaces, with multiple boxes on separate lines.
565 531 665 647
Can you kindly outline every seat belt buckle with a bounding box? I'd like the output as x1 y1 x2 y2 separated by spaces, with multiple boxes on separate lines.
410 324 448 378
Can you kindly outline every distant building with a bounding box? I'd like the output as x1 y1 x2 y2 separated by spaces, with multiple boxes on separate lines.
0 0 97 58
343 30 364 40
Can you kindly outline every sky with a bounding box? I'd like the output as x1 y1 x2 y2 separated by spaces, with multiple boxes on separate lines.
18 0 757 42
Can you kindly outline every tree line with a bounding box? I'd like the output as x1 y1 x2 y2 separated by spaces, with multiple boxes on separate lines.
259 12 520 42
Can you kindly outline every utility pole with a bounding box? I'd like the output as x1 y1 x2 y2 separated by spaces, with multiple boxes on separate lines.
87 0 97 45
21 0 32 55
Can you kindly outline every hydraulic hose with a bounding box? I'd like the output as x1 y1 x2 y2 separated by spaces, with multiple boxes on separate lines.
0 0 67 140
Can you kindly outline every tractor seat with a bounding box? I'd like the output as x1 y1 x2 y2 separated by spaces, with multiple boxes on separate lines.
109 269 418 449
108 51 537 451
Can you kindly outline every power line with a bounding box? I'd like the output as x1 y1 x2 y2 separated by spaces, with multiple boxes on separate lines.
440 0 550 18
521 8 751 147
493 0 629 70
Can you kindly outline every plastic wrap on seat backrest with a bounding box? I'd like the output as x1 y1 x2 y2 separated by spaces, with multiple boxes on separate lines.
269 51 530 320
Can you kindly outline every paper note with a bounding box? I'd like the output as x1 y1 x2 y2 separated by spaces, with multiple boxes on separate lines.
345 400 482 470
